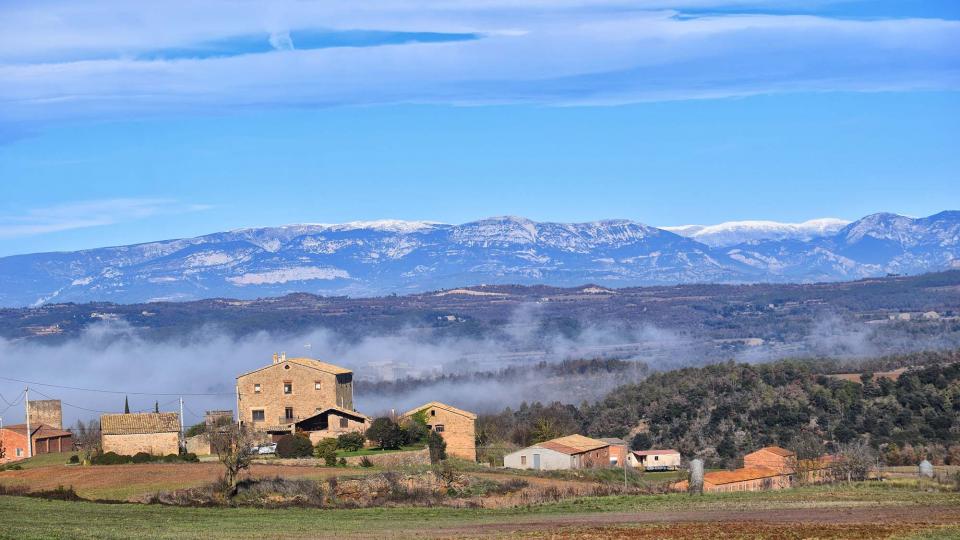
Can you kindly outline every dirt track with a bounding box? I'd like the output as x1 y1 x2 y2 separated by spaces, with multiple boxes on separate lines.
426 504 960 539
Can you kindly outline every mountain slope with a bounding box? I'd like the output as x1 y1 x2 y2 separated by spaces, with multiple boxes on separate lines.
0 212 957 307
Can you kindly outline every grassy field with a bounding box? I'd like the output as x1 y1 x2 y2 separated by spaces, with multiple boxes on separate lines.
0 452 77 470
335 445 425 458
1 482 958 539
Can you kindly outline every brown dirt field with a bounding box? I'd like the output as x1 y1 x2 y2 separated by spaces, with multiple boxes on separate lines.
0 462 367 500
426 505 960 539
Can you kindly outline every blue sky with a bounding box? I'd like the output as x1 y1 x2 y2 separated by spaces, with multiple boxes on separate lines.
0 0 958 256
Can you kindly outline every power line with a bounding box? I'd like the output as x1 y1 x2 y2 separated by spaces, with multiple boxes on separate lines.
0 390 25 416
30 388 115 414
0 375 235 397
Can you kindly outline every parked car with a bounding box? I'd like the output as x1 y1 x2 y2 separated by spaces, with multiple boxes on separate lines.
250 443 277 455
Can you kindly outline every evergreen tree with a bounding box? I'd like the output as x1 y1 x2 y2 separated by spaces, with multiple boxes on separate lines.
124 396 130 414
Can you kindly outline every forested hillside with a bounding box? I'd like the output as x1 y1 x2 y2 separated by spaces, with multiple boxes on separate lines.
478 350 960 467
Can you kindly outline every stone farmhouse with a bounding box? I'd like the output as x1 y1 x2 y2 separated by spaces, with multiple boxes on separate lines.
504 435 610 470
236 354 367 442
628 449 682 471
101 412 181 456
27 400 63 430
400 401 477 461
0 423 73 464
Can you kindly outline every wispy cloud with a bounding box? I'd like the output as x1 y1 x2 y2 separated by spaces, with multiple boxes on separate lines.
0 199 212 239
0 1 957 125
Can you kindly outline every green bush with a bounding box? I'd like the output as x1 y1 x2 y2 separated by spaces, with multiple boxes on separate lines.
68 455 80 464
162 454 181 463
338 457 347 467
181 452 199 463
314 438 338 466
276 434 313 458
428 430 447 464
366 418 406 450
92 452 131 465
337 432 365 452
359 456 374 468
132 452 152 464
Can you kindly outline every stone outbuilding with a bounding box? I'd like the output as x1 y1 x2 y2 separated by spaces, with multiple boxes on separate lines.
628 449 682 471
100 412 180 456
598 437 629 467
400 401 477 461
266 406 370 444
504 434 610 471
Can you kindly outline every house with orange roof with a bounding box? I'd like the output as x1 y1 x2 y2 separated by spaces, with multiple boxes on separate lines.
503 434 610 470
0 423 73 464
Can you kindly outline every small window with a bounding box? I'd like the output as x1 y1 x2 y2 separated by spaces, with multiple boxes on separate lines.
283 382 292 394
284 364 290 370
431 410 436 416
253 384 261 394
339 418 349 428
434 424 445 433
16 448 23 457
655 456 659 461
252 410 265 421
520 455 526 465
315 381 322 391
285 407 294 420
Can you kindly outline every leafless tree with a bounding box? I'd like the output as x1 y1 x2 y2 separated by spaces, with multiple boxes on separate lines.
832 440 876 483
788 430 826 486
210 424 257 495
73 420 101 465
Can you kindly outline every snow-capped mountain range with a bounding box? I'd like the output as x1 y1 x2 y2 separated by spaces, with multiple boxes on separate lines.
0 212 957 307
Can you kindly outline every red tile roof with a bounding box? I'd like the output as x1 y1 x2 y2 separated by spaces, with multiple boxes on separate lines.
751 446 795 458
704 466 782 486
1 423 72 439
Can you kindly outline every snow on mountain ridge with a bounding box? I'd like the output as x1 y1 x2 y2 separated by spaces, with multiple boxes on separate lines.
665 218 850 247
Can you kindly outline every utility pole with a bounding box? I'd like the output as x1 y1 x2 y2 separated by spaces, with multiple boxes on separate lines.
24 386 32 458
179 396 185 452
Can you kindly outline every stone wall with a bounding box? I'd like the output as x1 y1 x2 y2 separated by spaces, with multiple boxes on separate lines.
237 360 347 429
102 432 179 456
185 434 212 455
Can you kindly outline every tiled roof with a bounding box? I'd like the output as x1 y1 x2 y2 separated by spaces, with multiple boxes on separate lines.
538 441 586 455
100 413 180 435
400 401 477 420
236 356 352 378
704 466 782 486
633 449 680 456
1 423 72 439
541 434 608 454
750 446 795 458
298 406 370 423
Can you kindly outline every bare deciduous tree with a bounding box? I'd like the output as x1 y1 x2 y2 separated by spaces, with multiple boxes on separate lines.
73 420 101 465
832 440 876 483
210 424 257 495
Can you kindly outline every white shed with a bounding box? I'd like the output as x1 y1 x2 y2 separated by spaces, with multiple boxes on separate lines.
504 445 576 471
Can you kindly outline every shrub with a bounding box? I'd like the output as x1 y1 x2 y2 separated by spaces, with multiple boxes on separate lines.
314 438 338 466
181 452 200 463
276 434 314 458
184 422 207 438
403 421 429 445
162 454 181 463
359 457 374 468
337 432 365 452
68 455 80 464
366 418 406 450
428 430 447 464
92 452 131 465
338 457 347 467
132 452 152 464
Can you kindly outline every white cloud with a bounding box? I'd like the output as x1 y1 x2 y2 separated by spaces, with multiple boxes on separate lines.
0 1 957 125
0 199 212 239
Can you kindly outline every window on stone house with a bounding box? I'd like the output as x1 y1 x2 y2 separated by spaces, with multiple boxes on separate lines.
434 424 444 433
315 381 322 391
252 410 265 421
16 448 23 457
285 407 294 420
283 382 292 394
254 383 261 393
340 418 349 428
431 410 436 416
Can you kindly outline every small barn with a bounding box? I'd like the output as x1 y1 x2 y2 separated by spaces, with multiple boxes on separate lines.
504 435 610 471
101 412 180 456
400 401 477 461
266 406 369 444
628 449 682 471
0 424 73 464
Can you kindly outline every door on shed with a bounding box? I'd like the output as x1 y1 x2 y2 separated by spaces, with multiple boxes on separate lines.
533 453 541 470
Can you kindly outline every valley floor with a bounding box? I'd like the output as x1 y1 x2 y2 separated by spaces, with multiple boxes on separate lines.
1 483 959 539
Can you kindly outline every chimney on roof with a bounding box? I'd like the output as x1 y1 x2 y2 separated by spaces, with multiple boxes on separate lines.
281 352 286 362
272 353 279 364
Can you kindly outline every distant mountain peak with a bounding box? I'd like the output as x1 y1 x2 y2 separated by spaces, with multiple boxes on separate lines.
664 217 850 247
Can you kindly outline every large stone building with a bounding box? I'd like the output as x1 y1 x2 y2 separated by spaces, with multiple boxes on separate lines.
504 434 610 470
0 424 73 464
101 412 181 456
400 401 477 461
674 445 835 493
236 354 359 435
